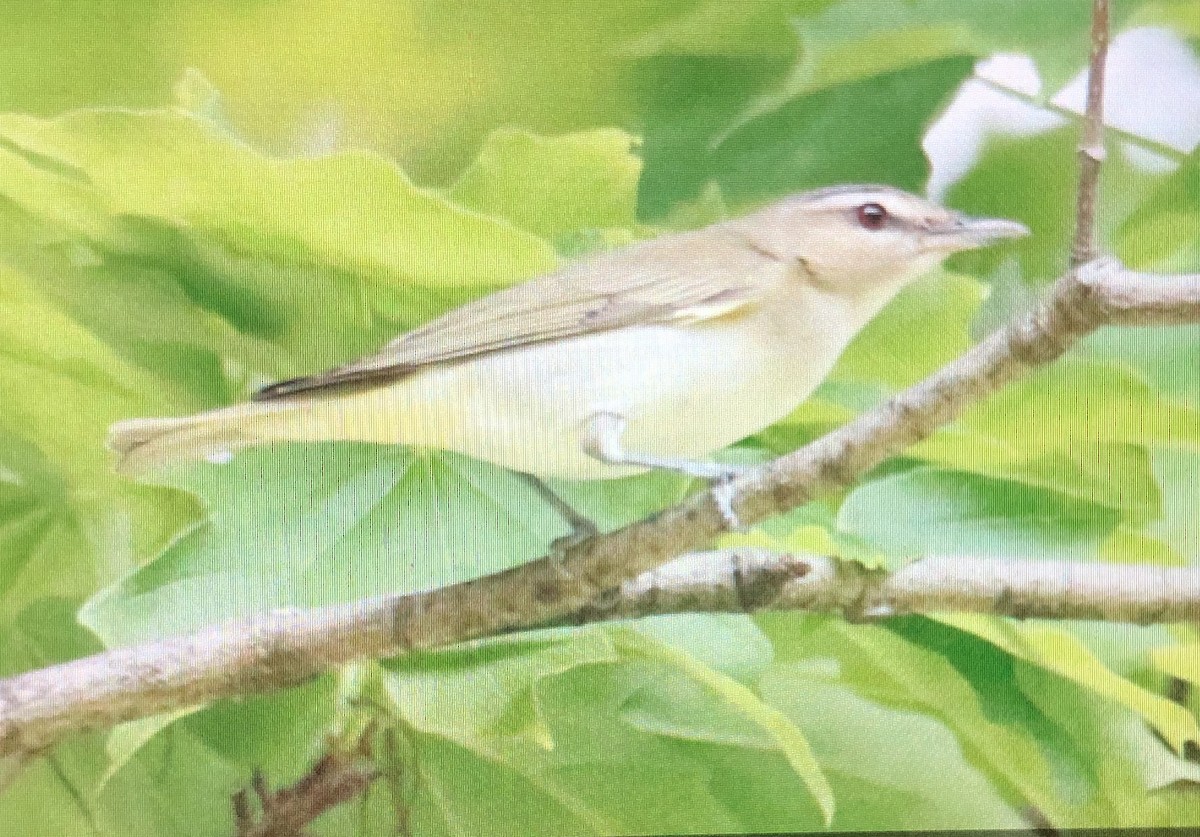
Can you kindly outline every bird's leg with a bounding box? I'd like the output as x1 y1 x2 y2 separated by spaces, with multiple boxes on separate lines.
580 411 752 529
518 472 600 555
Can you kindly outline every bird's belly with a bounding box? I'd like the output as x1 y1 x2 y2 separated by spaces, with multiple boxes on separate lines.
290 322 837 480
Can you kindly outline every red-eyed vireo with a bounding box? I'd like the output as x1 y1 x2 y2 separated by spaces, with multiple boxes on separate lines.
109 185 1027 528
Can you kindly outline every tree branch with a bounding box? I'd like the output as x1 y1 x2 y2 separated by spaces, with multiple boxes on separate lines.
572 549 1200 625
2 251 1200 758
1071 0 1110 267
6 521 1200 768
0 0 1190 774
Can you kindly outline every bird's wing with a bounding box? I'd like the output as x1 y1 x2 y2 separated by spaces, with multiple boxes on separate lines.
254 228 777 401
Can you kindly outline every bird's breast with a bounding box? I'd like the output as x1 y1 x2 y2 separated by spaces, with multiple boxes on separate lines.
294 291 858 480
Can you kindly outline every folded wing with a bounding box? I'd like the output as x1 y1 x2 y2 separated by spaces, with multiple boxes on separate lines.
254 226 778 401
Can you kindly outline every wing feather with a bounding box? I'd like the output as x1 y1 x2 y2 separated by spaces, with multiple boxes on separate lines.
254 225 777 400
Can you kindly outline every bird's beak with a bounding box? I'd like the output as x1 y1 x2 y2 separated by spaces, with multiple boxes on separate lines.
922 213 1031 253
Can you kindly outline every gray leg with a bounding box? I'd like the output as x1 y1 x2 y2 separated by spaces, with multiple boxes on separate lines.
519 472 599 548
579 412 751 528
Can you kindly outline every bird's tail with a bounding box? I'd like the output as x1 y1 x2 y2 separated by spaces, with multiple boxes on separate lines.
107 403 276 474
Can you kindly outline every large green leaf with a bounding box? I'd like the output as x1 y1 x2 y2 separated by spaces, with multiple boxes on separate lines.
0 267 200 618
0 436 97 621
638 54 973 217
447 127 642 246
736 0 1132 134
377 623 834 834
758 654 1025 829
837 467 1122 561
1015 662 1200 827
79 445 686 647
946 126 1171 283
936 614 1200 753
1116 147 1200 272
0 106 555 307
761 616 1079 825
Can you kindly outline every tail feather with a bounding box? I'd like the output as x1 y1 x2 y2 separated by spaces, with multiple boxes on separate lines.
107 409 259 474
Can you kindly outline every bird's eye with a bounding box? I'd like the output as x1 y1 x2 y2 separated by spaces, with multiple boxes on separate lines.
856 202 888 230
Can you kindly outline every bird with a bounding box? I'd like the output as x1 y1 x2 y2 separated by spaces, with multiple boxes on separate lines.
108 184 1027 534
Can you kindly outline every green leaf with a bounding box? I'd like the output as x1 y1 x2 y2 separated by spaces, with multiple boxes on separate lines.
775 0 1133 106
758 659 1024 829
762 616 1077 825
639 54 973 217
80 442 689 646
897 360 1200 522
730 0 1111 142
960 359 1200 451
0 266 168 475
1152 643 1200 686
1116 147 1200 272
946 125 1170 282
383 630 622 743
622 0 806 58
612 626 835 824
1149 449 1200 564
838 467 1122 561
834 271 986 388
634 52 792 219
913 439 1163 524
0 109 557 379
1100 527 1189 567
80 447 559 645
448 128 642 244
935 613 1200 754
1082 325 1200 411
380 624 830 834
1130 0 1200 36
0 271 200 618
0 108 557 283
0 436 96 618
100 708 201 792
1014 662 1200 827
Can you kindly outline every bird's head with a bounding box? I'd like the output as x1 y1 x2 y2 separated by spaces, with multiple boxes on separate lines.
740 185 1029 294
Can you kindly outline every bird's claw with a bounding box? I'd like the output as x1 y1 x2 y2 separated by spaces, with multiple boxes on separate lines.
547 519 600 578
549 520 599 554
709 468 748 531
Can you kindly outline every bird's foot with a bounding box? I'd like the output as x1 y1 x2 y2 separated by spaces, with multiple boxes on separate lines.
707 466 753 531
547 518 600 577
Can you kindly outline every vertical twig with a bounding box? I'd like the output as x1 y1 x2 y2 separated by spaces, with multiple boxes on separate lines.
1071 0 1111 267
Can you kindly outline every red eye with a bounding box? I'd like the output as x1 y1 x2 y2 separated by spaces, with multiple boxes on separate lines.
856 202 888 230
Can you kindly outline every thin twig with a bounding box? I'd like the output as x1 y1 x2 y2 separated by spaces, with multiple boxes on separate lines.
971 74 1187 163
1071 0 1111 266
232 734 379 837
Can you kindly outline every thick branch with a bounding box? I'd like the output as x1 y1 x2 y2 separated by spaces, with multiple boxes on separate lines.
1071 0 1110 266
574 550 1200 625
2 262 1199 760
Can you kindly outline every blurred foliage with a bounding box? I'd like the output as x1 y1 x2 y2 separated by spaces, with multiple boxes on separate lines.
2 1 1200 835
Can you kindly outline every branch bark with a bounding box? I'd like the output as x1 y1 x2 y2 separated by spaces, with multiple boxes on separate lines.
1071 0 1110 267
574 549 1200 626
7 516 1200 766
2 0 1195 778
2 263 1200 758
